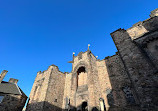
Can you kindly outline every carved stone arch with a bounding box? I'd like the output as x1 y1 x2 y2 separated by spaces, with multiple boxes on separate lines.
73 61 89 74
71 61 89 91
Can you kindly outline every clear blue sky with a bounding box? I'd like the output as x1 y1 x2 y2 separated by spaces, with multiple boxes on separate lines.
0 0 157 97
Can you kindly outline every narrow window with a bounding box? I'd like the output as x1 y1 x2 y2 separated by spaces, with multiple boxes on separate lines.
54 99 57 102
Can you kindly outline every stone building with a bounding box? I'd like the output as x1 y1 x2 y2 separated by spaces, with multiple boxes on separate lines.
26 8 158 111
0 70 28 111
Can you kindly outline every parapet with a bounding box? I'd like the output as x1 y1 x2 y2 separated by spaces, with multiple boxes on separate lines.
37 64 65 75
104 52 118 60
150 8 158 17
111 8 158 41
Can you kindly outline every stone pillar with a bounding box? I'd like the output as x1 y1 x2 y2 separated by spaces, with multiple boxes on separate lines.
0 70 8 83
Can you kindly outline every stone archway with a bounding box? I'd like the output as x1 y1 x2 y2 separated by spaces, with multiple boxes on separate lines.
82 101 88 111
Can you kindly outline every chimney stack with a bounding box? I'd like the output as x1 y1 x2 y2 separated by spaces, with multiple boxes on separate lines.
0 70 8 83
9 78 19 84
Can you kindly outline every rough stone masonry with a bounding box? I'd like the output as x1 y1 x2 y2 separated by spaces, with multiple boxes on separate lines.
26 8 158 111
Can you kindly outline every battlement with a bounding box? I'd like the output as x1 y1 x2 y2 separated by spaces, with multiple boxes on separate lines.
104 52 118 60
150 8 158 17
37 64 65 75
111 8 158 40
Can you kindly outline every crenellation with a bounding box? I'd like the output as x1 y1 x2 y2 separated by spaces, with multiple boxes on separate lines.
27 8 158 111
125 11 158 40
0 70 8 83
150 8 158 17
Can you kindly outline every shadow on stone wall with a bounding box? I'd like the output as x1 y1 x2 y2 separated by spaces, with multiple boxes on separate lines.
107 20 158 110
104 56 141 111
26 101 63 111
0 94 25 111
26 101 101 111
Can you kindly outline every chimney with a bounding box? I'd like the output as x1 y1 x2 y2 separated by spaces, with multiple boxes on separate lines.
9 78 19 84
0 70 8 83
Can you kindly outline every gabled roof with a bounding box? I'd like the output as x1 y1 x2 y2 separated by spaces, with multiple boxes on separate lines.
0 81 22 95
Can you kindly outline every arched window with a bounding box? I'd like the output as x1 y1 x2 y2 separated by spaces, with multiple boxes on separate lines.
77 66 87 87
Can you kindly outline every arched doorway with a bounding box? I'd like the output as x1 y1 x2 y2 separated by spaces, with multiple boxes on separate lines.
82 101 88 111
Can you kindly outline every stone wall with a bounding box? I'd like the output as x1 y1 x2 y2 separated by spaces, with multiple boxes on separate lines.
105 54 139 110
44 66 66 111
27 8 158 111
27 65 65 111
26 66 52 111
62 73 72 109
0 93 27 111
111 13 158 110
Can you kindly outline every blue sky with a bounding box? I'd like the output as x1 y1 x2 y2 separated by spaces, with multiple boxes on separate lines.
0 0 157 97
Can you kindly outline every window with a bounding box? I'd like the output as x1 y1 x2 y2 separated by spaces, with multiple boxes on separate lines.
77 66 87 87
54 99 57 102
0 96 4 103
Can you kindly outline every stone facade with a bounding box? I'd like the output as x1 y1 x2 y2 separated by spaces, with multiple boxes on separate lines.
0 70 27 111
0 93 27 111
26 8 158 111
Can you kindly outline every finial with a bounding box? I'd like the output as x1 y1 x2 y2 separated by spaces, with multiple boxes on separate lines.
88 44 90 50
73 52 75 57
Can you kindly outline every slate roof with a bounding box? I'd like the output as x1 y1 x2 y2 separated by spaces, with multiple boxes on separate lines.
0 81 22 95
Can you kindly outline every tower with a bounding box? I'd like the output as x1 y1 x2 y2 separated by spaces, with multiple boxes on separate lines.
27 8 158 111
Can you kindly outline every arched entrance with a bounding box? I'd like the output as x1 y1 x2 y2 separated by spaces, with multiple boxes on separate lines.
82 101 88 111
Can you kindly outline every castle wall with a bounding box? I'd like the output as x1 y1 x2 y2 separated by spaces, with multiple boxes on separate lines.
88 52 102 110
111 14 158 109
96 59 112 110
27 8 158 111
62 73 72 109
26 65 65 111
146 39 158 67
44 66 66 111
0 93 27 111
96 53 139 110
